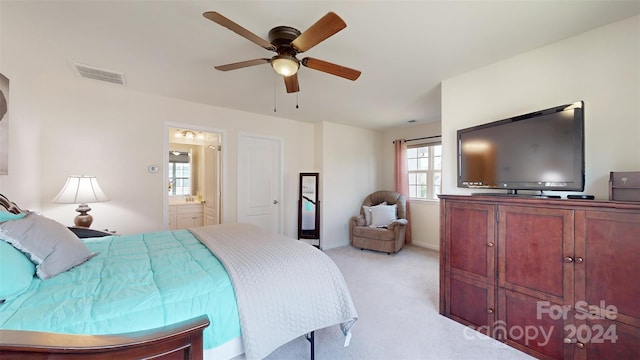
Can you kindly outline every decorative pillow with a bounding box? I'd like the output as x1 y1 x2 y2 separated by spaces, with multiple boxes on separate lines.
362 202 387 226
0 212 94 279
0 211 26 222
0 239 35 301
362 206 372 225
369 204 398 228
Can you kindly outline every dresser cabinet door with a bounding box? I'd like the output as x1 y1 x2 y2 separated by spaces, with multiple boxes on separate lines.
572 210 640 358
497 205 575 359
443 201 496 332
577 211 640 327
498 288 567 360
497 205 575 304
578 318 640 359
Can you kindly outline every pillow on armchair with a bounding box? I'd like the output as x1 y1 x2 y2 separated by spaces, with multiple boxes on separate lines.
362 202 387 226
369 204 397 227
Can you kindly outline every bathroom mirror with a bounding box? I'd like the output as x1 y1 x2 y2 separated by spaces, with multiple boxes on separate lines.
168 150 192 196
298 173 320 242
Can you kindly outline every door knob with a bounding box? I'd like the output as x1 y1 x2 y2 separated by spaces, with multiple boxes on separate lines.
273 200 279 204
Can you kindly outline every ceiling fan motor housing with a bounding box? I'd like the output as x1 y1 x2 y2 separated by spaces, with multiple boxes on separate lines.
269 26 301 55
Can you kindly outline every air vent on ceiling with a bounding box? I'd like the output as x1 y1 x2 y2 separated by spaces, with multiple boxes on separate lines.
73 63 125 85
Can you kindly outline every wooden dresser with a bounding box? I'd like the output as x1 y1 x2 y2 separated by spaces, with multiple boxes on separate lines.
439 195 640 360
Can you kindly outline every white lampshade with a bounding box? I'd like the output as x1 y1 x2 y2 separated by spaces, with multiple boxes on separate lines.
53 175 109 204
271 55 300 77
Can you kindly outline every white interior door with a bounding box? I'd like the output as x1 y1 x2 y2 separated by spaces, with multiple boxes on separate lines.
237 134 282 233
204 142 220 225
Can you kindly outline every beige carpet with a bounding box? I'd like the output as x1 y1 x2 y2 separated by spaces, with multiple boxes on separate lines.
256 244 535 360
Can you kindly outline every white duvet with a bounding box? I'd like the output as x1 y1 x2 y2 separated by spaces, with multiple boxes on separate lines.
190 223 358 360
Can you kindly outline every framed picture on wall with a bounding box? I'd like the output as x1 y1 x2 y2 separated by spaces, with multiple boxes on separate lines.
0 73 8 175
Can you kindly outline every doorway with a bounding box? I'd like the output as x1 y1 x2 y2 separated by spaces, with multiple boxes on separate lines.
166 125 223 229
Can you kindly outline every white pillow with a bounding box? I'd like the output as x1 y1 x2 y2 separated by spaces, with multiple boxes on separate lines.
0 212 94 279
369 204 397 227
362 202 387 225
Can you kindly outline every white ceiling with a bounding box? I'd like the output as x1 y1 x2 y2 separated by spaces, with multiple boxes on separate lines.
3 1 640 130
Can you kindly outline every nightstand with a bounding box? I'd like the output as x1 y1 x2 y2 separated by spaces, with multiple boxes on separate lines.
68 227 116 238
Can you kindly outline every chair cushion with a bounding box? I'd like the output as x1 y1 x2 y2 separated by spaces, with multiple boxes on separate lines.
352 226 395 241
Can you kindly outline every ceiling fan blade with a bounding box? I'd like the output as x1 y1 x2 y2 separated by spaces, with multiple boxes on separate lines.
301 57 361 81
203 11 276 51
284 73 300 93
214 58 270 71
291 12 346 53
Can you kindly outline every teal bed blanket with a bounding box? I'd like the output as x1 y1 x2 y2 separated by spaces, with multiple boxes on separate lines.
0 230 241 350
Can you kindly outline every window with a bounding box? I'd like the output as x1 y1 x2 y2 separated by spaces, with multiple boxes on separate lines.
407 143 442 200
168 151 191 196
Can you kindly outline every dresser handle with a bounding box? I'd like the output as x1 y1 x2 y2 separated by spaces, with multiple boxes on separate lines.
575 257 584 264
564 256 574 263
487 308 494 314
576 342 585 349
487 242 494 247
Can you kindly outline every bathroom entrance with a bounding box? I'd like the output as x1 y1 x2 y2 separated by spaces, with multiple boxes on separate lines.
167 126 222 229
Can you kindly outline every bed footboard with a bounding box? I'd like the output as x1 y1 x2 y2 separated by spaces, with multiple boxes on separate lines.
0 315 210 360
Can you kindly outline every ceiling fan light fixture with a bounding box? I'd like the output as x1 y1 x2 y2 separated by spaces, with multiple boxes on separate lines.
271 55 300 77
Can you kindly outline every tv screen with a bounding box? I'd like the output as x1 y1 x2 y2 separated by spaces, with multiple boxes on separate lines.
457 101 584 194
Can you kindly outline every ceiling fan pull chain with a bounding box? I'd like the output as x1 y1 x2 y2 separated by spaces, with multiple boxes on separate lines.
273 73 277 112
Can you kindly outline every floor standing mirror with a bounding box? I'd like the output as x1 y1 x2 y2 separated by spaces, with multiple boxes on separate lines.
298 173 320 247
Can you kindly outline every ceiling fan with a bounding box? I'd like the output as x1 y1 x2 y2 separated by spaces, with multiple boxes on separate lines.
203 11 361 93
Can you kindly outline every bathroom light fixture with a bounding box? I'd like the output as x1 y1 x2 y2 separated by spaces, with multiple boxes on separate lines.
175 130 197 139
52 175 109 228
271 55 300 77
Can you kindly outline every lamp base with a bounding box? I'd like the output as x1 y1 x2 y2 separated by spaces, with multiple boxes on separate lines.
74 204 93 228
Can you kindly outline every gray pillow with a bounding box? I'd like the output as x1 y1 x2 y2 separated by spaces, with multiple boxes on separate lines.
0 212 94 279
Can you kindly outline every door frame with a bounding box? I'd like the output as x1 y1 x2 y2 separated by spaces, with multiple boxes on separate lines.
163 122 227 229
237 132 283 234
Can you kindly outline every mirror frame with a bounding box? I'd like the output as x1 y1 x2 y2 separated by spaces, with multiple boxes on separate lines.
298 172 320 240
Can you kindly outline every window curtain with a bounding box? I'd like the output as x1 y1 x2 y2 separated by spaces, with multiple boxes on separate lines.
393 139 411 244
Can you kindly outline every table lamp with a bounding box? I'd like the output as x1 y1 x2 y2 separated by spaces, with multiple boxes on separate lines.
52 175 109 227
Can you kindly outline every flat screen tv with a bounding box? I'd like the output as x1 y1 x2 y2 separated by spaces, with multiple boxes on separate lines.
457 101 584 195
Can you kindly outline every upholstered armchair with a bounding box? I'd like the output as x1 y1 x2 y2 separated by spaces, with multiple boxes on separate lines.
349 190 408 254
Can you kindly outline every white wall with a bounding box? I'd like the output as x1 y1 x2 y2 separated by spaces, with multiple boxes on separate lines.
381 122 442 250
2 70 316 237
319 121 382 249
442 15 640 199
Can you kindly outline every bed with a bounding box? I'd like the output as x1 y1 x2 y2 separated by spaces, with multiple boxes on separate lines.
0 194 358 359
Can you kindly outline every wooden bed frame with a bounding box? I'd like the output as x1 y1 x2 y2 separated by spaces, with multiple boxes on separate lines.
0 194 210 359
0 315 209 359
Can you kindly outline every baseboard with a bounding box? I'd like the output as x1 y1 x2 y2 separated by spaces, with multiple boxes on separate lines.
410 241 439 252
